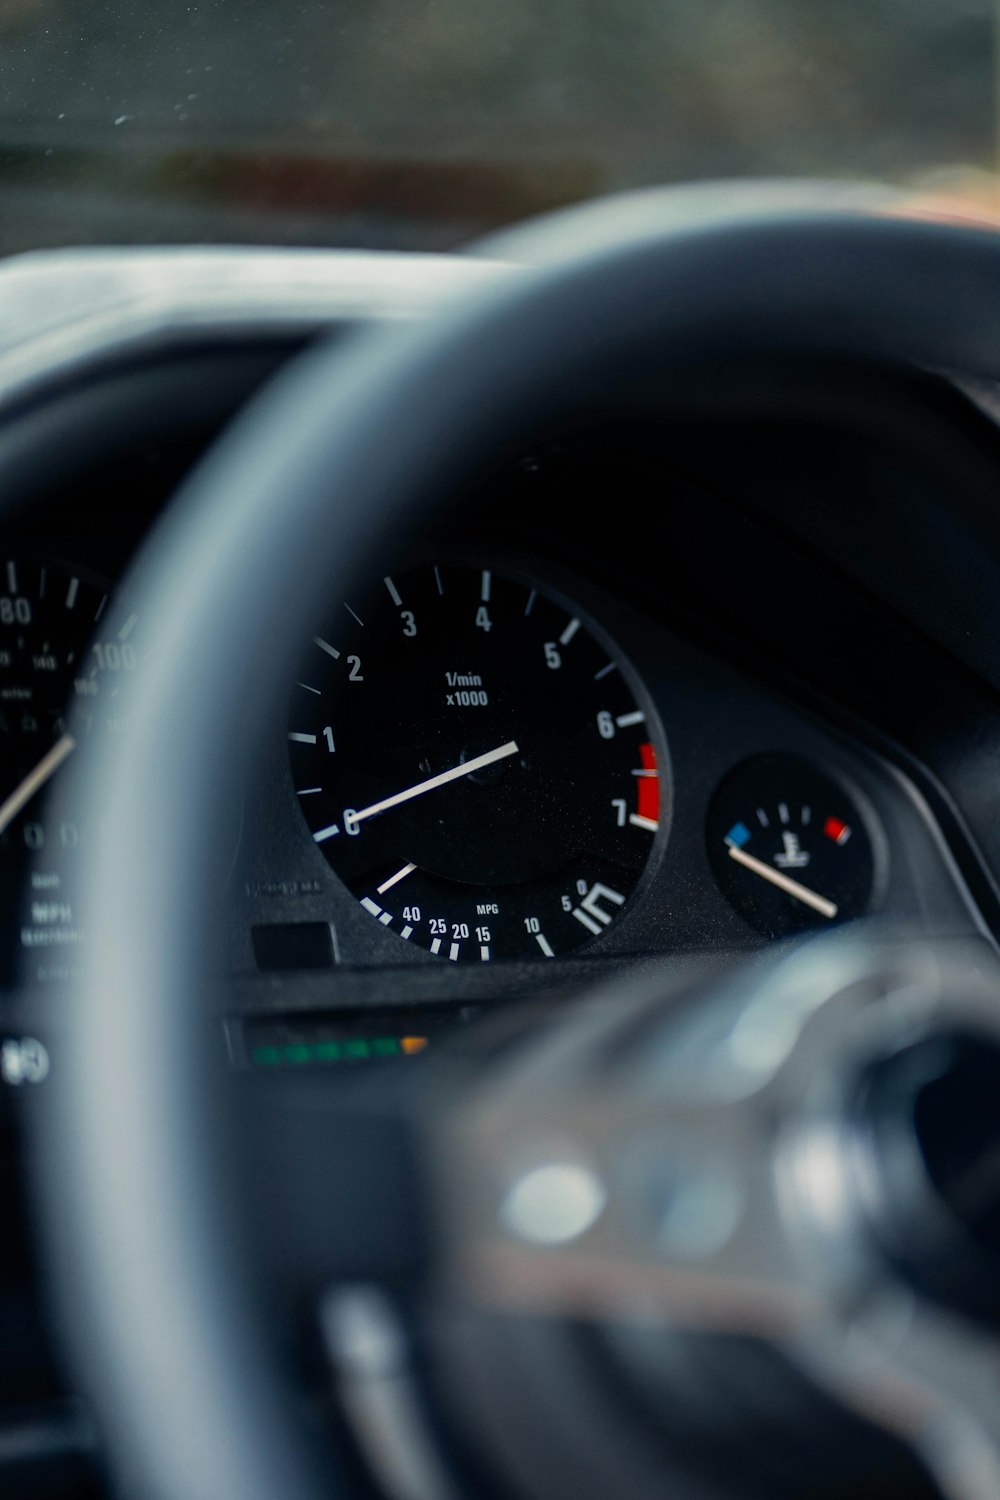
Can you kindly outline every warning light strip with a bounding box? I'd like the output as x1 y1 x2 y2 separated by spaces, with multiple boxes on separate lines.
251 1035 430 1067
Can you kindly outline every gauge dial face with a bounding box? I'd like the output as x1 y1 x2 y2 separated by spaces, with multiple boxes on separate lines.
0 558 136 984
289 564 665 962
706 754 875 938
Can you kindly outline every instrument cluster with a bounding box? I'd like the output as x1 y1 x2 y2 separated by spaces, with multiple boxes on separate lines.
0 493 981 1017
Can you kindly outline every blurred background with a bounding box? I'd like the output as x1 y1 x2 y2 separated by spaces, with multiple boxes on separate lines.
0 0 996 256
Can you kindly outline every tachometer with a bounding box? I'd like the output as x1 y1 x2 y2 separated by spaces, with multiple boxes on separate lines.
289 563 665 961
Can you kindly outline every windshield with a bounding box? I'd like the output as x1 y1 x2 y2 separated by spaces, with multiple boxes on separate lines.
0 1 995 256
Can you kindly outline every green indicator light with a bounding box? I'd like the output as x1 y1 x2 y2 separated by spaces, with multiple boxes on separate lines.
251 1046 282 1067
250 1036 419 1068
312 1041 342 1062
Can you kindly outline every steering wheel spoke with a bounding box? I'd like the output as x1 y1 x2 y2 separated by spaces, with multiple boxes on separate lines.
437 1067 816 1336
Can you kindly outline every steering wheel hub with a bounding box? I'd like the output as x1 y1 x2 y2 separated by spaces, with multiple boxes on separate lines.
857 1030 1000 1322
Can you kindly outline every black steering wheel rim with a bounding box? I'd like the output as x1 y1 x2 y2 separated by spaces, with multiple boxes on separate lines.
35 193 1000 1500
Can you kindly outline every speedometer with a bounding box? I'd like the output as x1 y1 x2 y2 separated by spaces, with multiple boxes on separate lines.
289 563 666 962
0 557 138 985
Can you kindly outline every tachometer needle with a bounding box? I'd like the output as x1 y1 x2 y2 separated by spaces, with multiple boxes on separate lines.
727 842 838 920
349 740 519 828
0 731 76 837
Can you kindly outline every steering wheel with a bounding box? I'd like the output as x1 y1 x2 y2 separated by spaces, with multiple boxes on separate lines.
32 192 1000 1500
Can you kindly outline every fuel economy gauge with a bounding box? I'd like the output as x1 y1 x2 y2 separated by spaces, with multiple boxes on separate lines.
707 754 876 938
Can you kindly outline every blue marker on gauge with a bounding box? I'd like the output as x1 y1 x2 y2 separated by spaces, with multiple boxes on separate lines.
725 821 752 849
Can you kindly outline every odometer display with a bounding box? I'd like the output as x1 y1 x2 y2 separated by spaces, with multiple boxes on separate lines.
289 564 665 962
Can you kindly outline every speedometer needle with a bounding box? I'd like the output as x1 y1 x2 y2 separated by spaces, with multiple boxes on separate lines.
0 731 76 837
727 843 838 920
349 740 520 828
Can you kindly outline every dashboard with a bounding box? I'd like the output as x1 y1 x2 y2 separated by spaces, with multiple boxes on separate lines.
0 441 982 998
3 244 1000 1491
0 351 993 1047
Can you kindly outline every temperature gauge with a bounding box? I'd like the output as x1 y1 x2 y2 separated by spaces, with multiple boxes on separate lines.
707 754 876 938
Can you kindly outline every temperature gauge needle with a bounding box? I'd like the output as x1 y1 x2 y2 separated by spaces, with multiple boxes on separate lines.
349 740 520 828
0 731 76 837
726 842 838 920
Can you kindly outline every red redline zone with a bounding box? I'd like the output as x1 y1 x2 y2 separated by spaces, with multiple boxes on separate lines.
637 741 660 823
